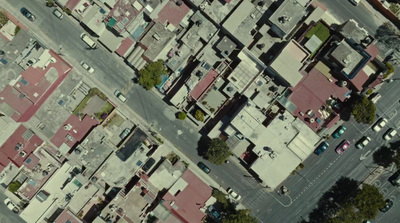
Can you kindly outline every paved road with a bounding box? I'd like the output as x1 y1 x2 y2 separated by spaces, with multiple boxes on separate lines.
317 0 383 35
0 192 26 223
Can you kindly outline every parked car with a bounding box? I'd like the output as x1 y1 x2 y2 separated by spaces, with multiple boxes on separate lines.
21 8 35 21
4 198 19 213
349 0 361 6
119 128 131 139
336 140 351 154
227 188 241 200
383 128 397 140
332 126 346 138
114 90 127 103
315 142 329 155
52 9 63 19
80 61 94 73
355 136 371 149
379 199 394 213
372 118 387 132
197 162 210 174
208 205 222 220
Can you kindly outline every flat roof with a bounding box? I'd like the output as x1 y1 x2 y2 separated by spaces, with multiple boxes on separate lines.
181 11 218 49
141 22 175 61
108 0 140 33
228 50 265 93
148 159 185 190
270 40 308 86
54 209 82 223
81 5 107 36
99 29 124 51
269 0 307 37
339 19 368 43
223 0 254 34
115 37 135 57
230 101 266 138
249 111 320 189
157 0 191 27
330 42 364 75
189 70 218 100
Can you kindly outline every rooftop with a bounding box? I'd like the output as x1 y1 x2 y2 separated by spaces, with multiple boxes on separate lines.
54 209 82 223
157 0 191 27
99 29 124 51
141 22 175 61
202 0 242 24
81 4 107 36
222 0 262 46
148 159 186 191
228 49 266 93
50 114 99 149
247 110 320 189
161 170 212 223
115 37 135 57
166 42 192 71
181 11 218 50
215 36 237 58
289 65 351 130
68 182 99 214
0 124 43 168
330 41 364 75
339 19 368 43
269 40 308 87
269 0 307 38
189 69 219 100
107 0 141 33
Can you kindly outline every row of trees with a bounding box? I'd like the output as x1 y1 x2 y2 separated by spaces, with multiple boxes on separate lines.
304 177 385 223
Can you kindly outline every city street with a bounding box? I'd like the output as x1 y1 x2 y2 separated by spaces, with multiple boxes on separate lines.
1 0 400 222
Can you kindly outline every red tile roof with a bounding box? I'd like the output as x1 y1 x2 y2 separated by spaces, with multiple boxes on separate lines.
157 0 191 27
54 209 82 223
189 70 218 100
0 125 43 167
65 0 82 10
22 153 40 171
348 44 379 91
51 114 99 148
0 85 34 120
290 67 350 130
162 170 212 223
115 37 135 57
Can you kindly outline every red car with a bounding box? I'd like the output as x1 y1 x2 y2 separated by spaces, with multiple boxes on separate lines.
336 140 350 154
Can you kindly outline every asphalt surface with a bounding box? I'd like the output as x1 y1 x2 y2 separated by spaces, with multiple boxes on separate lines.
317 0 382 35
1 0 399 223
0 192 26 223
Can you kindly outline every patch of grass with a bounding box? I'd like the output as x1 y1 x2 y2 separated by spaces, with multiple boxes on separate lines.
62 6 72 15
14 26 20 35
384 62 395 78
305 22 330 41
366 89 373 95
104 114 124 127
8 181 21 193
0 10 8 28
96 102 114 118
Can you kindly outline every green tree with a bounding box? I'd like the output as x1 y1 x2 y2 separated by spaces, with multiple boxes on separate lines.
45 0 55 7
195 109 204 122
223 209 257 223
206 138 231 165
352 95 376 124
212 189 229 209
352 184 385 220
177 112 186 120
373 146 394 168
0 10 9 28
8 181 21 193
138 60 164 90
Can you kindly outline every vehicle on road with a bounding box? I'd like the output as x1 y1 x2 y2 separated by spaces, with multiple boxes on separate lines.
314 141 329 155
80 61 94 73
227 188 241 200
332 126 346 138
21 8 35 21
390 171 400 186
355 136 371 149
379 199 393 213
80 33 97 49
114 90 127 103
372 118 387 132
4 198 19 213
383 128 397 140
52 9 63 19
197 162 210 174
349 0 361 6
336 140 350 154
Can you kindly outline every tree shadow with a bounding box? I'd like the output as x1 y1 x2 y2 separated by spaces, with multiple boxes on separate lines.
373 146 394 168
197 135 211 157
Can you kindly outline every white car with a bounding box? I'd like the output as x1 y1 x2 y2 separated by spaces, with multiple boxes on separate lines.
80 61 94 73
355 136 371 149
227 188 241 200
114 90 127 103
372 118 387 132
4 198 19 213
384 129 397 140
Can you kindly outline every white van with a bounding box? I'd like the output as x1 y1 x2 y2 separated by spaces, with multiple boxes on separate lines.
349 0 360 5
80 33 97 49
114 90 127 103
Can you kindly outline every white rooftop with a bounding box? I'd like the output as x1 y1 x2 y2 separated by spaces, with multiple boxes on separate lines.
270 40 309 86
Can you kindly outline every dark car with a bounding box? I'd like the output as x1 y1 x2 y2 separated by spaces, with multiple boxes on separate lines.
197 162 210 174
208 205 222 220
379 199 394 213
315 141 329 155
21 8 35 21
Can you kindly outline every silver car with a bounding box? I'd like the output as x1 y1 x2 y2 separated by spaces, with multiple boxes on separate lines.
53 9 63 19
